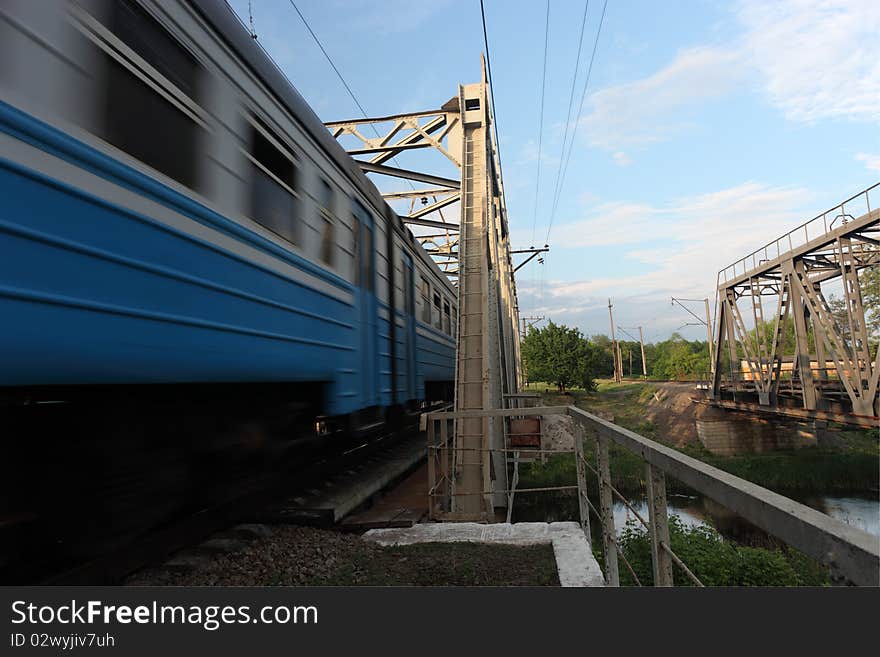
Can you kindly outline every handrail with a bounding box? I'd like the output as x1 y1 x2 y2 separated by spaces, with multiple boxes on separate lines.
567 405 880 586
426 404 880 586
717 182 878 284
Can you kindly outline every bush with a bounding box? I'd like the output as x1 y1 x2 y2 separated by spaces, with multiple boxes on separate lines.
615 516 830 586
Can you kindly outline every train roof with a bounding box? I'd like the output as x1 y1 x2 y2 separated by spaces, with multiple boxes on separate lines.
189 0 456 295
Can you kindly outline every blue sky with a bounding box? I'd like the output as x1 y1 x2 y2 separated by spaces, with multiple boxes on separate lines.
227 0 880 343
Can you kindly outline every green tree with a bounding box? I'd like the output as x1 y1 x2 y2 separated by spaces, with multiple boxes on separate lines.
650 333 710 380
862 265 879 335
522 322 600 392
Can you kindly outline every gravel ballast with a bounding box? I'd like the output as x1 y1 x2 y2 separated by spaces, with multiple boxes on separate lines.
125 525 560 586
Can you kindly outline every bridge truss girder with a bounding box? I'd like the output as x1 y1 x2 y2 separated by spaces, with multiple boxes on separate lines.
710 185 880 424
325 59 522 519
325 105 462 278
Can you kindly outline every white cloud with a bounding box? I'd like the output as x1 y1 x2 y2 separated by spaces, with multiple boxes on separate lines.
517 182 813 337
518 139 560 167
577 1 880 156
738 0 880 124
581 47 742 152
855 153 880 172
543 182 810 299
612 151 632 166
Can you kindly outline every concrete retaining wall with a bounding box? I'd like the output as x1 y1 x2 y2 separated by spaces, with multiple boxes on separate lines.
696 409 818 456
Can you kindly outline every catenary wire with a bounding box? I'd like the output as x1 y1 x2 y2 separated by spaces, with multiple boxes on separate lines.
546 0 609 244
530 0 551 247
547 1 590 242
480 0 507 205
285 0 416 192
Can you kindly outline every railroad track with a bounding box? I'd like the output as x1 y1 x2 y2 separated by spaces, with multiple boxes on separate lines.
2 404 430 585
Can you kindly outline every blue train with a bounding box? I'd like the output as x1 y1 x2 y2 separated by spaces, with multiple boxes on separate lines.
0 0 457 430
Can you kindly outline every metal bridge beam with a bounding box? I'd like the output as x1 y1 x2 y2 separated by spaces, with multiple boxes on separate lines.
325 60 523 518
711 184 879 423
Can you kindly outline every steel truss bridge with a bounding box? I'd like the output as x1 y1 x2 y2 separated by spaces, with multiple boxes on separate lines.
326 59 525 518
709 183 880 428
324 68 879 584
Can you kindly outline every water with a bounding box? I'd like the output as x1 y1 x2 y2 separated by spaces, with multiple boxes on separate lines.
514 490 880 539
801 496 880 537
609 493 880 538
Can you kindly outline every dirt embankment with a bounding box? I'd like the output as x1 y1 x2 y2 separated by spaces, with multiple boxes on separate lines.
642 382 708 447
539 381 709 449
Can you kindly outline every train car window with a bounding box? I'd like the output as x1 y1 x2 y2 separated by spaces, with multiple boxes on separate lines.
359 223 374 291
420 277 431 324
404 264 414 316
353 204 374 291
443 300 451 334
433 292 442 330
319 179 335 265
246 118 299 244
98 0 202 189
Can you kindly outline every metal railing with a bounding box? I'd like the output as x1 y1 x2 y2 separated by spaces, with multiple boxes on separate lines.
426 406 572 523
718 182 878 284
426 405 880 586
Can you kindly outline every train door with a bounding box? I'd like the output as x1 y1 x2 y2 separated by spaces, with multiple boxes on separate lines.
354 202 379 409
401 254 417 403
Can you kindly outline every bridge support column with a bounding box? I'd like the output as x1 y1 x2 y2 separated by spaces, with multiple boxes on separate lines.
788 267 818 410
646 464 674 587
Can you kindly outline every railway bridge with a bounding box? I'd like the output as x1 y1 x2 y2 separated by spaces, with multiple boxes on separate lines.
0 0 876 587
326 60 524 520
325 66 878 585
708 184 879 428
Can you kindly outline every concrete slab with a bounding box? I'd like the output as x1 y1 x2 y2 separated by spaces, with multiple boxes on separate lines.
364 522 606 587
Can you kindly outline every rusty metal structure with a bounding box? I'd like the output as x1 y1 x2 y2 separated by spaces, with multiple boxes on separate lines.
709 183 880 427
326 59 524 519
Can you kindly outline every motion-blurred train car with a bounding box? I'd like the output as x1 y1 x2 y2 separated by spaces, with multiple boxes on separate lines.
0 0 456 429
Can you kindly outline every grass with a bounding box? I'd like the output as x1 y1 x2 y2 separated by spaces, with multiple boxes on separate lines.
515 380 875 586
312 542 560 586
603 517 831 587
525 379 661 437
521 380 879 496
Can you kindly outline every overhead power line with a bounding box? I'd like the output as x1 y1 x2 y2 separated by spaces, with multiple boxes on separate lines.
546 0 609 245
531 0 551 248
479 0 506 184
287 0 371 122
286 0 414 190
547 0 590 238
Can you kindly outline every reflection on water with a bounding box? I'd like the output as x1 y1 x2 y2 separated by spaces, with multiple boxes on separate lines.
515 490 880 540
807 496 880 537
613 495 708 535
612 494 879 539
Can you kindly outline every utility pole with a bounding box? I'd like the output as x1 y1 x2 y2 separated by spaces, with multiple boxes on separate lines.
520 316 544 388
619 324 648 381
608 299 621 383
638 326 648 379
671 297 715 375
704 298 714 369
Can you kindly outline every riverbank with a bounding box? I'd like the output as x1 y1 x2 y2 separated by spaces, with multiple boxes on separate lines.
515 381 878 585
522 380 879 496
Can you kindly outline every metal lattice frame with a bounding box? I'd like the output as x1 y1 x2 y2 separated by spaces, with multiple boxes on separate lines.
325 59 523 518
710 183 880 424
325 106 462 278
